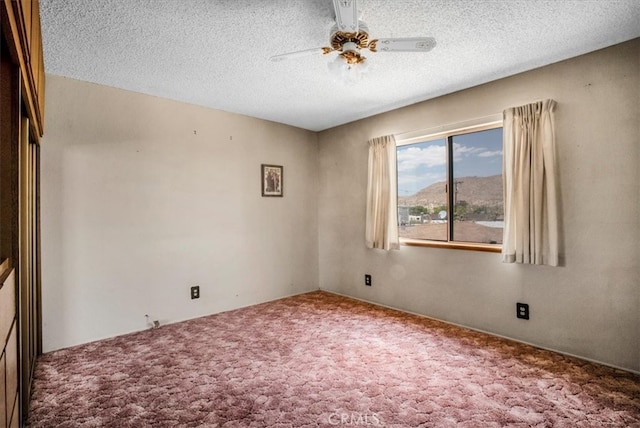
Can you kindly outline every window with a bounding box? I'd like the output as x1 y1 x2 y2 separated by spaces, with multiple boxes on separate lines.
397 124 503 248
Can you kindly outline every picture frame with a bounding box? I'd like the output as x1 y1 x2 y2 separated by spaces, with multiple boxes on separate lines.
261 164 283 197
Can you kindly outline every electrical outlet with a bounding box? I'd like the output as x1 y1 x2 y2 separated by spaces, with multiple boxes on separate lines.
364 274 372 286
145 315 160 329
191 286 200 299
516 302 529 320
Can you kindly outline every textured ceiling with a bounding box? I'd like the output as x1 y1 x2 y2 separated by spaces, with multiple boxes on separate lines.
40 0 639 132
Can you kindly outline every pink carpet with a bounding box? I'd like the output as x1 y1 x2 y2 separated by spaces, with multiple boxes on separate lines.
28 291 639 427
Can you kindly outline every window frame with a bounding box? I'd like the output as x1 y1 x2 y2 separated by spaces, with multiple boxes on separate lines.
396 119 503 253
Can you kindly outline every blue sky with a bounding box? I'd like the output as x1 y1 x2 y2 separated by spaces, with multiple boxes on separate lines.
397 127 503 197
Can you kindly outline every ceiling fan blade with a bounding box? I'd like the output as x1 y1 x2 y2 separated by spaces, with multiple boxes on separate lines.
269 47 333 62
333 0 358 33
369 37 437 53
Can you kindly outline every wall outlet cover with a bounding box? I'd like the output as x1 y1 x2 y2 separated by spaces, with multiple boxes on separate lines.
191 286 200 299
516 302 529 320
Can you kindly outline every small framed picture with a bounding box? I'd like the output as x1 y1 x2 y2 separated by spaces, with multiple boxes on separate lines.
261 164 283 197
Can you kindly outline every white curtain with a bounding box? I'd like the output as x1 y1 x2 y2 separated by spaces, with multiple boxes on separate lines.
502 99 559 266
365 135 400 250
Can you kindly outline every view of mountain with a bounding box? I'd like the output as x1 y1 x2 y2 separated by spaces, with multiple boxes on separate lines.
398 175 503 209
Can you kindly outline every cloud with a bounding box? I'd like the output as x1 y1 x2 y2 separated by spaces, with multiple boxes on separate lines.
398 173 423 189
452 143 502 160
453 143 493 160
397 145 446 172
398 171 446 195
397 140 502 194
477 150 503 158
452 143 478 156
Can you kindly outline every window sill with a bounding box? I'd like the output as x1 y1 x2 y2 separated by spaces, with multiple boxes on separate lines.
400 238 502 253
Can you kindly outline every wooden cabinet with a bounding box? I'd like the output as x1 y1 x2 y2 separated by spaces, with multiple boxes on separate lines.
0 268 18 428
0 351 5 427
5 324 17 428
1 0 45 140
1 0 44 426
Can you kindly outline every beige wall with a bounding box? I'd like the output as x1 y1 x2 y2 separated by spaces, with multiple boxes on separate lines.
41 76 320 351
318 39 640 372
41 39 639 372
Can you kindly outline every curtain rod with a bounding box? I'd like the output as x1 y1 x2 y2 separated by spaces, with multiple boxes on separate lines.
394 113 503 142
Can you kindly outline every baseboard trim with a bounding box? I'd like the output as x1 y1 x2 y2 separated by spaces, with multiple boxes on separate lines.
44 288 320 354
320 288 639 376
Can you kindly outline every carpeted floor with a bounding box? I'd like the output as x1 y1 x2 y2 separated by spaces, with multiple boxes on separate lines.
28 291 640 427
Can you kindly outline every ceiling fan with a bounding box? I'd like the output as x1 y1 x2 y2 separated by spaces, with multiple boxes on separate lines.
269 0 436 72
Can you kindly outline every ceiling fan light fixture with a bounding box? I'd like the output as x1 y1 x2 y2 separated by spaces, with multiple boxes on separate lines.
328 52 369 85
339 41 366 65
340 50 366 65
329 22 369 51
269 0 436 84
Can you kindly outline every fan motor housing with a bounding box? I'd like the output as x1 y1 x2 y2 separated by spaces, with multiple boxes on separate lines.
329 22 369 51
